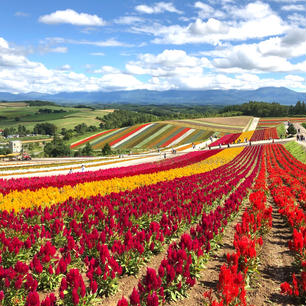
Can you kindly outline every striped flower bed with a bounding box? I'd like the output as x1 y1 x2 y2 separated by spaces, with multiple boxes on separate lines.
135 124 172 148
155 126 185 148
177 130 208 146
111 123 153 148
161 128 193 147
71 122 214 151
148 125 179 148
115 123 160 149
92 127 134 150
70 129 117 149
109 124 150 147
91 128 127 149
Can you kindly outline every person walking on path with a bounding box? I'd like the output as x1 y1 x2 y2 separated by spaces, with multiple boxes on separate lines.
81 164 85 172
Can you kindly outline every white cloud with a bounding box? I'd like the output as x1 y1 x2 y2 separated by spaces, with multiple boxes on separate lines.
285 74 305 82
288 13 306 26
0 37 143 93
39 9 106 26
58 64 71 71
15 12 29 17
126 49 211 77
90 52 105 56
212 41 306 73
257 28 306 58
114 16 144 25
135 2 182 14
194 2 225 19
49 46 68 53
200 27 306 74
85 39 129 47
0 38 9 49
282 4 306 11
133 2 287 45
94 66 121 74
45 37 130 47
230 1 274 19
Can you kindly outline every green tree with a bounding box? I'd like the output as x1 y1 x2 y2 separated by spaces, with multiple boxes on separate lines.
44 136 71 157
63 129 74 140
287 123 297 135
34 123 57 135
74 123 88 134
18 125 27 136
0 147 11 155
82 142 93 156
101 143 112 156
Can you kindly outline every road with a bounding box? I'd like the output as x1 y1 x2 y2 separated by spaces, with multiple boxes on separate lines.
293 123 306 149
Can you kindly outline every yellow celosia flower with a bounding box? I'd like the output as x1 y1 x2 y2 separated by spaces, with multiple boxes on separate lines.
235 131 255 143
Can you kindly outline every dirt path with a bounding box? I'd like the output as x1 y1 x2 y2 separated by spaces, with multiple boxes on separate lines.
101 251 166 306
248 200 298 306
169 203 246 306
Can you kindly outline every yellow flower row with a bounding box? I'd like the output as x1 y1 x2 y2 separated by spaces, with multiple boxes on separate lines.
0 147 244 212
235 130 255 143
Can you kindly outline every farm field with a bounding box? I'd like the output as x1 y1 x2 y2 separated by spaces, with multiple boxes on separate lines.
164 118 247 133
0 126 306 306
0 103 111 130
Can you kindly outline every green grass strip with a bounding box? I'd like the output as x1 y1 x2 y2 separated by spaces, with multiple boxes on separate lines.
284 141 306 163
276 124 286 138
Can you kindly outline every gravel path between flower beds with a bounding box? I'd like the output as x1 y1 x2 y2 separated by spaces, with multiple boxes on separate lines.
248 200 298 306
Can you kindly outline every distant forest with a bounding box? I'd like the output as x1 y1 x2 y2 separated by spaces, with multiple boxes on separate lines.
223 101 306 117
98 101 305 129
98 104 221 129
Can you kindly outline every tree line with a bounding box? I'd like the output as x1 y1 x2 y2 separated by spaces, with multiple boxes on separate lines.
222 101 306 117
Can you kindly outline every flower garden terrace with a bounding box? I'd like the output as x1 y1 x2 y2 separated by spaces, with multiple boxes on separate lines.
0 143 305 306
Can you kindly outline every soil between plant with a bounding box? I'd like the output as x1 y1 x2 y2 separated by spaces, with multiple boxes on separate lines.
101 249 167 306
247 201 298 306
168 203 246 306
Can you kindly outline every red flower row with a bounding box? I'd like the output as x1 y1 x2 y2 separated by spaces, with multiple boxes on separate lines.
117 146 263 306
204 149 272 306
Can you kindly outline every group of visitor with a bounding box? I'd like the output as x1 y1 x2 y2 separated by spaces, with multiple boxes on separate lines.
297 134 305 141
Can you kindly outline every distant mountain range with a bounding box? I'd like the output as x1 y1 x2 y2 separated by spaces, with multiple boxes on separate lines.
0 87 305 105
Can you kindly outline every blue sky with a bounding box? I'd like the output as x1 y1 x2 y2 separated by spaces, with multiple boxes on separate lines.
0 0 305 93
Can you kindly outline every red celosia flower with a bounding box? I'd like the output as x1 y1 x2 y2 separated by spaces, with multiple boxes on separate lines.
280 282 292 295
117 296 129 306
130 288 140 306
26 291 40 306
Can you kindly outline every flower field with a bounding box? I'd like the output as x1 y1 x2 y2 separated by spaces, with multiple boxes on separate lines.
0 138 306 306
71 123 213 151
257 117 306 129
209 128 278 147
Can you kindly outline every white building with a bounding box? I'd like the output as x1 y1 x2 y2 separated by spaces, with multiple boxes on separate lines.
9 140 22 153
